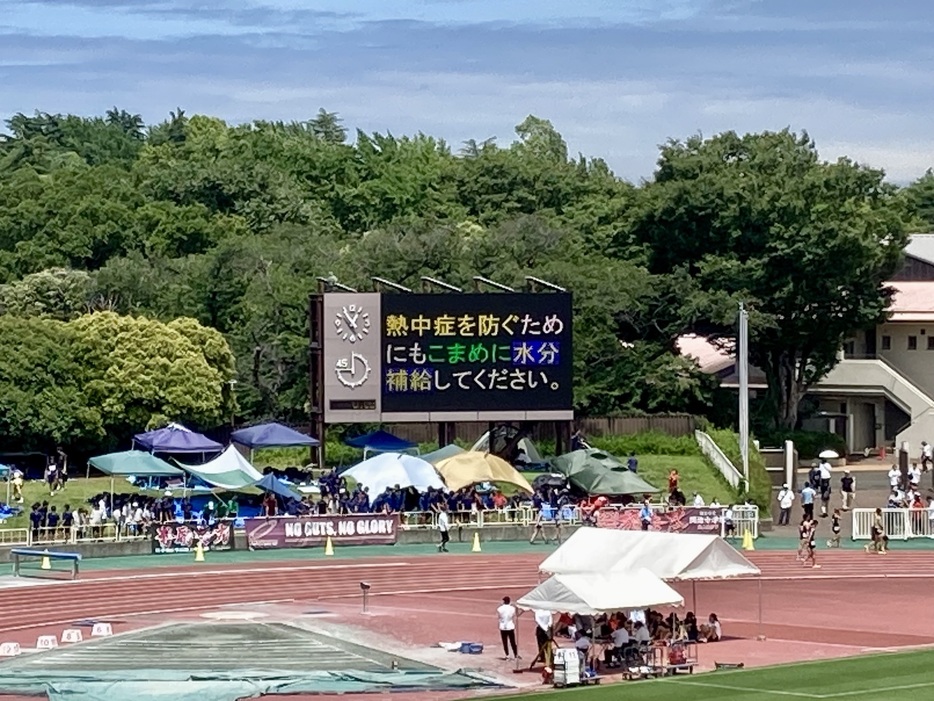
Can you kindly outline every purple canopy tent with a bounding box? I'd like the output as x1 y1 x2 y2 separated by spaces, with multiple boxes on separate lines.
132 423 223 456
231 422 320 464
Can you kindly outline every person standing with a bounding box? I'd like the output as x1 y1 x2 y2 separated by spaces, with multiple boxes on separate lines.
922 441 933 472
818 459 832 517
803 519 820 569
436 504 450 553
639 499 653 531
800 482 816 520
531 608 553 669
497 596 519 660
777 484 794 525
840 471 856 511
827 509 842 548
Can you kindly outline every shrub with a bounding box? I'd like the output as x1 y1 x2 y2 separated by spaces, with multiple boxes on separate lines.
758 430 847 461
589 432 702 457
707 428 772 516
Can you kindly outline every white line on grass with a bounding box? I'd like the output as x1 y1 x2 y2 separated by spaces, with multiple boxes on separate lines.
822 681 934 698
665 679 819 697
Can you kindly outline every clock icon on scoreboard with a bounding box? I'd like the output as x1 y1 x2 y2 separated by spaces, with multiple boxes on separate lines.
335 353 371 389
334 303 370 343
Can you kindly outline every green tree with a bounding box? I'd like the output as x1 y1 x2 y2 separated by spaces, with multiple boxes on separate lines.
0 267 92 319
630 129 910 429
0 316 104 451
71 312 236 435
904 169 934 230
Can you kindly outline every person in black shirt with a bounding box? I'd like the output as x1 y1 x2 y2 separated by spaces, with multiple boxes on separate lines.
827 509 841 548
28 503 42 543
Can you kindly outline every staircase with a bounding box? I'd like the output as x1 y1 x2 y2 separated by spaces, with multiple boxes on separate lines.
818 356 934 450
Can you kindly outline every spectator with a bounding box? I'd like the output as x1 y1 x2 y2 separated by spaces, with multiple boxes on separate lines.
777 483 794 525
840 471 856 511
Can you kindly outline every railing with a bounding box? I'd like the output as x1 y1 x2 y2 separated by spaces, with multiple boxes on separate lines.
0 528 29 546
594 504 759 539
400 506 582 530
26 524 149 547
695 430 744 490
851 507 934 540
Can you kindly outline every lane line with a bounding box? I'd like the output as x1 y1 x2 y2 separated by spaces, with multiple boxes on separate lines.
665 679 819 697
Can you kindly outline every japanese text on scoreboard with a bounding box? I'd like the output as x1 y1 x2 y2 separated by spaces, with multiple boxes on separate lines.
380 293 573 413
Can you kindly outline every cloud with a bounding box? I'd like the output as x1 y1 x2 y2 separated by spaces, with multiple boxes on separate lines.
0 0 932 183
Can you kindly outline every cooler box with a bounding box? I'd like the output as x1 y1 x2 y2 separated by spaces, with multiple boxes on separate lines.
459 642 483 654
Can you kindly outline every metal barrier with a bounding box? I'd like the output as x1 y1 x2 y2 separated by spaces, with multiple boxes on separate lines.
0 528 29 546
695 430 744 491
851 508 934 540
28 524 148 546
593 504 759 538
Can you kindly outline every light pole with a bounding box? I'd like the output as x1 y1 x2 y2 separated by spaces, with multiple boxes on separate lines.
227 379 238 427
738 303 750 495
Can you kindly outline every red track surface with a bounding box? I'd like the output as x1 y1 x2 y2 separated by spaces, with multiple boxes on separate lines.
2 548 934 701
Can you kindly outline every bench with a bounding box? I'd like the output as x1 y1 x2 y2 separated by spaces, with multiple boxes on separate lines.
11 549 81 580
665 662 696 675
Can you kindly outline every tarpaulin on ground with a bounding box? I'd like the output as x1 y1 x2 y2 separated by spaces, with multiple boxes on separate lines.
0 668 501 701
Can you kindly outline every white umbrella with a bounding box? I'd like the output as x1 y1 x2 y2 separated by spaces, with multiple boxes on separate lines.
343 452 445 496
818 450 840 459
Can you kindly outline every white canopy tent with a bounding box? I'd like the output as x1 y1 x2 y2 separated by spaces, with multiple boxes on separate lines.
539 529 763 635
539 529 760 580
517 570 684 616
343 452 445 496
176 445 264 490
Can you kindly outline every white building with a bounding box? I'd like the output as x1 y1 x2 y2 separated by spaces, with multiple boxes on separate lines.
681 235 934 455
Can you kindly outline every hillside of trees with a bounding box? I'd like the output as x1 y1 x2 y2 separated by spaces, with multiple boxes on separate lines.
0 108 929 453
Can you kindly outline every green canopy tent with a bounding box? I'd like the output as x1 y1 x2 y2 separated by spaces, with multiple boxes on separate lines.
552 453 659 497
555 448 627 472
88 450 185 509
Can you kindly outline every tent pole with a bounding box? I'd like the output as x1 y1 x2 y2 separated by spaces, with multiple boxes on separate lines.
692 580 697 612
757 575 765 641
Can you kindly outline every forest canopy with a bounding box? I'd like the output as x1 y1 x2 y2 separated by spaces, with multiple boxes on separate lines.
0 108 925 452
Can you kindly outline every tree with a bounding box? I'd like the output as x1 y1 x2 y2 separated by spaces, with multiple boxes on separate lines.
0 267 92 319
630 129 910 429
309 109 347 144
70 312 237 436
0 316 104 451
904 169 934 230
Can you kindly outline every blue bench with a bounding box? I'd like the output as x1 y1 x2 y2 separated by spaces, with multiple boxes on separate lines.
11 548 82 580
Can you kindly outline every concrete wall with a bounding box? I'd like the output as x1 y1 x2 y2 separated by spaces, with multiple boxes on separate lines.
876 322 934 398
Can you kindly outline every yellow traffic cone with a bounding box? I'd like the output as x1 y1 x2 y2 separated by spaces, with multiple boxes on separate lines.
194 541 205 562
742 530 754 551
40 550 51 570
471 533 481 553
324 536 334 556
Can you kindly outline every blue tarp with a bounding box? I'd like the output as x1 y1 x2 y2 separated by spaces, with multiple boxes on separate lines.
255 473 299 501
231 423 319 449
345 430 416 452
134 424 223 455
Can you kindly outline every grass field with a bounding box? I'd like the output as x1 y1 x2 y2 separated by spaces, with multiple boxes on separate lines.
487 649 934 700
1 476 143 529
636 455 735 505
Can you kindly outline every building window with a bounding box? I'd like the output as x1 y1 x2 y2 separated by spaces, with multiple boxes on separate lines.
908 336 918 350
928 336 934 350
843 341 855 356
881 335 891 350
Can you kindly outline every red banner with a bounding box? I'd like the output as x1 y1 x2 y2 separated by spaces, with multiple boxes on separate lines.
595 507 723 535
244 514 401 549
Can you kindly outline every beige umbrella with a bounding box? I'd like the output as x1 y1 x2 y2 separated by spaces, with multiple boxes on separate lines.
435 451 534 493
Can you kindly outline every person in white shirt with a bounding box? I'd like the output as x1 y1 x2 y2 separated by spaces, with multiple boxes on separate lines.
531 609 553 668
910 464 921 488
777 484 794 525
692 492 705 507
496 596 519 660
888 466 901 489
922 442 933 471
436 504 450 553
605 624 631 666
632 621 651 646
709 498 721 508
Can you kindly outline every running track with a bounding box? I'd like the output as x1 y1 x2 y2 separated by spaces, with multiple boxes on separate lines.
1 549 932 634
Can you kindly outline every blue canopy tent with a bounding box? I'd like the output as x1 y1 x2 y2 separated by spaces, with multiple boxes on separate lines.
231 422 320 464
255 473 300 502
133 423 223 459
345 430 418 459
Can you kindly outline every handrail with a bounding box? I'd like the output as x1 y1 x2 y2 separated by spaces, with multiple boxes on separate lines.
694 430 744 490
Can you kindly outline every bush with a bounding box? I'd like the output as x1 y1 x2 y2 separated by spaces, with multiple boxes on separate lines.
589 432 702 457
707 428 772 516
758 430 846 461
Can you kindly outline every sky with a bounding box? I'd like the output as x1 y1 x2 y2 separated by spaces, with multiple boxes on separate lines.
1 0 932 183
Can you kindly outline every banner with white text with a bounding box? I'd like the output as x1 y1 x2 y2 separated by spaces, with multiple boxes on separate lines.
244 514 401 549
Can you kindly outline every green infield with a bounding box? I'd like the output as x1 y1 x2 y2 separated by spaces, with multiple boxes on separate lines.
485 648 934 700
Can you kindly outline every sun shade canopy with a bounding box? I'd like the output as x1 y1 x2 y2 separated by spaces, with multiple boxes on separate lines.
517 570 684 615
133 423 223 454
176 446 264 490
88 450 183 477
231 423 319 449
434 452 533 493
539 529 761 581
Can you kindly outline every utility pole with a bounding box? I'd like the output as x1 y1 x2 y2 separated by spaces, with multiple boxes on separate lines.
738 303 750 495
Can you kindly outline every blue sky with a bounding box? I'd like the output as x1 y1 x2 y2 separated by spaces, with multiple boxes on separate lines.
1 0 932 183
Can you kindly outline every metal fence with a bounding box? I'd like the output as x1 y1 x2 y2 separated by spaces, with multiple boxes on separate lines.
851 507 934 540
0 503 760 546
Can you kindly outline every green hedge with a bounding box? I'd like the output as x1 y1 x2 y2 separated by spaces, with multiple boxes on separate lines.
706 428 772 516
758 430 847 461
589 432 702 457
